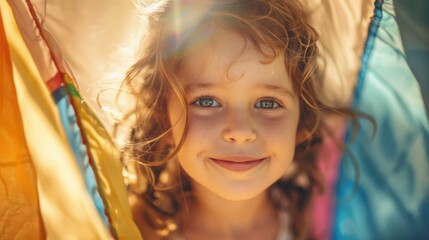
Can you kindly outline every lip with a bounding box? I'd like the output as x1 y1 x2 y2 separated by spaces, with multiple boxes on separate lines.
209 157 267 172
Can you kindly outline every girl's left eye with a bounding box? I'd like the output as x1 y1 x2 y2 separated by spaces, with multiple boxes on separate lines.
192 97 221 108
255 99 280 109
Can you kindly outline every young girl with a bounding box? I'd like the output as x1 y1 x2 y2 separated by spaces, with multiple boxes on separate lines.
121 0 340 239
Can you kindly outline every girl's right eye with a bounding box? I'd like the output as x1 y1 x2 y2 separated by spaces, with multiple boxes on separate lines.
191 97 221 108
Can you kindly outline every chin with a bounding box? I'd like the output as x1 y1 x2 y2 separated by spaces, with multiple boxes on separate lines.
211 186 268 201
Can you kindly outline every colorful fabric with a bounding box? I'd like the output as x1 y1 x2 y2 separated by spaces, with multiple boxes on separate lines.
1 0 140 239
394 0 429 115
334 0 429 239
0 5 44 239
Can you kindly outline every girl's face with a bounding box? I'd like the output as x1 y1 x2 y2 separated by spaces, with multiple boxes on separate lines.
168 29 301 201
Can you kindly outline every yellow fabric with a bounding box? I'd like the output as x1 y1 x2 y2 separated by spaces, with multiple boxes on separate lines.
64 75 141 240
3 0 141 238
303 0 374 106
0 5 45 240
5 0 59 82
12 0 144 133
1 1 112 239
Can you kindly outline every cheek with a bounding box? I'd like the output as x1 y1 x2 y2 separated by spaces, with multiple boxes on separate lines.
259 114 299 138
178 114 221 152
258 114 300 163
187 113 221 132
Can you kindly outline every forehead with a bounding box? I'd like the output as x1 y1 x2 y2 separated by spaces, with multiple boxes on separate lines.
177 28 290 88
180 28 247 74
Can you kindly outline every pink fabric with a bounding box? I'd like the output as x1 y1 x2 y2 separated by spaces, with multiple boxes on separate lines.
311 120 346 240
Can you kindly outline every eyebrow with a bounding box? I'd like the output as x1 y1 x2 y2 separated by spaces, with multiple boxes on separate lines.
185 83 296 99
185 83 221 94
257 84 296 99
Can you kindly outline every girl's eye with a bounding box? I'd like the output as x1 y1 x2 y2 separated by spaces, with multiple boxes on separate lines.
255 99 280 109
192 97 221 107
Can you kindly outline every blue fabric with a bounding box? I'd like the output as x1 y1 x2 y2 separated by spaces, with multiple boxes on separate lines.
55 88 110 227
334 0 429 239
394 0 429 115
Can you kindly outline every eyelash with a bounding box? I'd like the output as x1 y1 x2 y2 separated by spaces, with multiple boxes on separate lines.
190 96 284 109
255 97 284 109
191 96 221 108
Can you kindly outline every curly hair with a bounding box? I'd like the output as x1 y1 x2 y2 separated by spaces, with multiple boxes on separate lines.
120 0 339 239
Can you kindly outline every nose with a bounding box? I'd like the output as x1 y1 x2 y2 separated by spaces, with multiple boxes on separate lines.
222 109 257 143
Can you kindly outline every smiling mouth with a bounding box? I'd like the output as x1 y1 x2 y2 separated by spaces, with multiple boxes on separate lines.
210 157 266 172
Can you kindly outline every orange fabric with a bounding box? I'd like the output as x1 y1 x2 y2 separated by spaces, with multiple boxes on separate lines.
0 7 45 239
3 0 139 238
2 1 114 238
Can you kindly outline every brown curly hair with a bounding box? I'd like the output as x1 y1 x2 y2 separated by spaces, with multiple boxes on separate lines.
120 0 340 239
